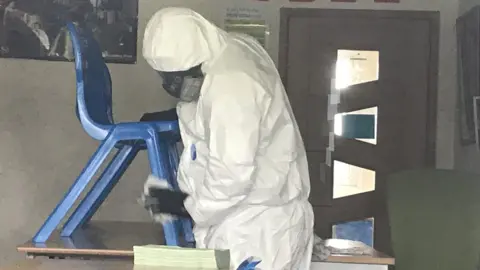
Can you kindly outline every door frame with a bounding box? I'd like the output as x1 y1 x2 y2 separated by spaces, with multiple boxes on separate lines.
278 8 439 167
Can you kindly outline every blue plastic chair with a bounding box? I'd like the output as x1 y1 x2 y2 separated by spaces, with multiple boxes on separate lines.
33 22 194 246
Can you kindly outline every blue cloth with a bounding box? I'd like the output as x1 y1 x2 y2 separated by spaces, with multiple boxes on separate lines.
334 219 374 247
237 257 262 270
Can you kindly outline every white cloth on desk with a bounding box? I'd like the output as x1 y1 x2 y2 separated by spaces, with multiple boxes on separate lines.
312 236 375 261
312 234 332 262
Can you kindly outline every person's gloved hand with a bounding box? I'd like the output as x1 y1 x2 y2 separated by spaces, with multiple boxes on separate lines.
139 175 176 225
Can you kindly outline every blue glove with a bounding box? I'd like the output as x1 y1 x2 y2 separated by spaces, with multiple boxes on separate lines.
237 257 261 270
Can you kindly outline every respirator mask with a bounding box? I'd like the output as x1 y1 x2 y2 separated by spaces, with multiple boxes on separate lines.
158 64 204 102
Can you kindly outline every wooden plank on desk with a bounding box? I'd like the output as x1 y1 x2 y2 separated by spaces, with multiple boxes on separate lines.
17 221 164 258
324 239 395 265
327 255 394 265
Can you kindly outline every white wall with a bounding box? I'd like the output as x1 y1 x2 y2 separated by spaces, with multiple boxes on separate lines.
0 0 460 265
459 0 480 14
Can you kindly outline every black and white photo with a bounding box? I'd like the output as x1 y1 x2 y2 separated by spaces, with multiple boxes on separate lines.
0 0 138 63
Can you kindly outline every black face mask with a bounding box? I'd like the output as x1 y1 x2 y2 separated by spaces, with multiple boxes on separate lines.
158 65 204 102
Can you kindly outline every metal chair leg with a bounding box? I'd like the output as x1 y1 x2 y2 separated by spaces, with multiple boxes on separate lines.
61 143 140 237
33 135 117 243
76 143 141 229
168 142 195 244
146 133 180 246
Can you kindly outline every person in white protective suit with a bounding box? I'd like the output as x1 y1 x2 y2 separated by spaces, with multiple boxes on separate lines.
142 7 314 269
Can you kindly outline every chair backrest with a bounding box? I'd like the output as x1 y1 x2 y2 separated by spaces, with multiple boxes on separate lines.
67 22 113 140
387 169 480 270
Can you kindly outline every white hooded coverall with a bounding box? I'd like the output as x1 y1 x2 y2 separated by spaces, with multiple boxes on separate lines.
143 7 314 269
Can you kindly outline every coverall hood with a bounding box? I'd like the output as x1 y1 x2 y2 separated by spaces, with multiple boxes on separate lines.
143 7 228 72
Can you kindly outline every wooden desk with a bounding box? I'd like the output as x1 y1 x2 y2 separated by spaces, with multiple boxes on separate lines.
4 260 391 270
16 222 393 269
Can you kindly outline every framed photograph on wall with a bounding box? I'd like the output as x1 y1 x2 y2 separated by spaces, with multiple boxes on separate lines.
0 0 138 64
224 19 269 49
224 7 269 49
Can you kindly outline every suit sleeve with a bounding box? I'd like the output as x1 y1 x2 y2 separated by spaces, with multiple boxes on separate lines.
185 74 267 226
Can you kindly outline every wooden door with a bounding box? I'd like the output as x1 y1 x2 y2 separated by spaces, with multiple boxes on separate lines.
279 9 439 255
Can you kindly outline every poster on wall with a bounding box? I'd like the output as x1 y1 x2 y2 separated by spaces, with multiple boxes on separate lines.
0 0 138 64
224 7 269 48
